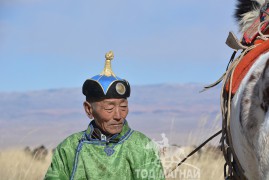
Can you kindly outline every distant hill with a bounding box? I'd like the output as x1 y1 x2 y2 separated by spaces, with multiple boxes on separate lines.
0 83 222 148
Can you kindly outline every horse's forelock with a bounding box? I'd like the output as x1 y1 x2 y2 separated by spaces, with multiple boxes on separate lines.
235 0 265 33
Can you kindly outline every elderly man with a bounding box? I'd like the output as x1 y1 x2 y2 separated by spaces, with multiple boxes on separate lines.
44 51 165 180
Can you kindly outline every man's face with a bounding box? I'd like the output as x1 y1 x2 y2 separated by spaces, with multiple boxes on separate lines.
84 98 129 135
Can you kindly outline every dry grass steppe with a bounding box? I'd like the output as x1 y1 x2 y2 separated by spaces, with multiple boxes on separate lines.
0 144 225 180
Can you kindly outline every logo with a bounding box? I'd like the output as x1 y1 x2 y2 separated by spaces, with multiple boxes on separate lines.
141 133 201 179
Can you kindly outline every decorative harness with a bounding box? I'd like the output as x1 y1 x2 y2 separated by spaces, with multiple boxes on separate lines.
204 3 269 179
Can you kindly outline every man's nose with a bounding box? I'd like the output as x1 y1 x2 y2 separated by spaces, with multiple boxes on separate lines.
113 107 121 120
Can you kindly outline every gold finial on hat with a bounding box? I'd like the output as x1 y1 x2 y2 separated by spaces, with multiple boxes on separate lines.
100 50 116 77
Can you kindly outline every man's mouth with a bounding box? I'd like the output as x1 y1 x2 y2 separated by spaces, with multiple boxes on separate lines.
111 123 123 127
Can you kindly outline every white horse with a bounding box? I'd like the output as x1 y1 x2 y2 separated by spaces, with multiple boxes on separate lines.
224 0 269 179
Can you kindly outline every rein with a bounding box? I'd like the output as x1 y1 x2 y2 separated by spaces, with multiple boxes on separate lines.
166 36 257 178
220 45 255 180
204 4 269 179
165 130 222 176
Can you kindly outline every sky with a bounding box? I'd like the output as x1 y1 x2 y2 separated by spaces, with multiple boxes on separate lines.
0 0 238 92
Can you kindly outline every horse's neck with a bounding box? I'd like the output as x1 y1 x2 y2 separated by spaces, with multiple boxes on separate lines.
231 51 269 179
231 84 259 179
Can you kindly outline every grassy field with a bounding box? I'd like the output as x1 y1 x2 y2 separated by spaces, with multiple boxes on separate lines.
0 117 224 180
0 149 51 180
161 145 225 180
0 144 224 180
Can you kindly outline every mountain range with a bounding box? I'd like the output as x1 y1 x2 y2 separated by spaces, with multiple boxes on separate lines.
0 83 222 148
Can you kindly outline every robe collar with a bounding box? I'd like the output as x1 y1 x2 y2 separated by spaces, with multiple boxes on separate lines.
85 120 131 143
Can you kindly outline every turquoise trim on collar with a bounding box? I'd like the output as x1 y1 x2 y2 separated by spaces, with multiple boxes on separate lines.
85 120 130 142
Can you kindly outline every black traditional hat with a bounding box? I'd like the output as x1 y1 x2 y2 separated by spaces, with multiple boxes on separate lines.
82 51 130 100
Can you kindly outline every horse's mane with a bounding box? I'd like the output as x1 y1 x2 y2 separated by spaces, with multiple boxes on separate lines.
235 0 265 32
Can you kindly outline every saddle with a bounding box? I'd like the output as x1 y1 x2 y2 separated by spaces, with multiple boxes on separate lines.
224 37 269 96
224 5 269 96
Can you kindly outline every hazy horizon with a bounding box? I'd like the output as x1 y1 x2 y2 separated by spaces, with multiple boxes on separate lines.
0 83 222 149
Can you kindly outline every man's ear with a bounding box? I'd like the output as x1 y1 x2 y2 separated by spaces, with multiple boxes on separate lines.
83 101 94 119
